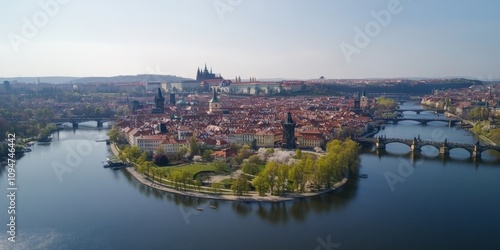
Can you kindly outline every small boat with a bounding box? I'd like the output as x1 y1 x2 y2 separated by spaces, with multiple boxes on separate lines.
23 148 32 152
359 174 368 179
196 207 204 211
210 205 217 209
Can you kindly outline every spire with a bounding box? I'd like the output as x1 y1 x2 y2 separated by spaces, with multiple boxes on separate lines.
286 112 293 123
157 88 162 98
210 88 219 103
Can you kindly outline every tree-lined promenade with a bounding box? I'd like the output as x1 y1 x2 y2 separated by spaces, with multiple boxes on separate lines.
110 139 360 201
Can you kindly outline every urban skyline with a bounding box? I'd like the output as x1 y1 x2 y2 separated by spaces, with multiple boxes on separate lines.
1 0 499 79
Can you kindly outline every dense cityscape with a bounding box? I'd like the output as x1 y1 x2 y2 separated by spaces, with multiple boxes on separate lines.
2 1 500 249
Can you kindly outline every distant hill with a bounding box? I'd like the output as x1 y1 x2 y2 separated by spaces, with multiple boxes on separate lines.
1 75 192 84
0 76 78 84
74 75 192 84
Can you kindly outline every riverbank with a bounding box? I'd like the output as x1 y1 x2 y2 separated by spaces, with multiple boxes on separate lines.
444 112 498 146
110 143 349 203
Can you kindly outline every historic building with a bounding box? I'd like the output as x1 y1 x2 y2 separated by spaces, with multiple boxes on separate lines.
281 112 296 149
197 64 223 82
152 88 164 114
360 89 369 110
208 88 222 113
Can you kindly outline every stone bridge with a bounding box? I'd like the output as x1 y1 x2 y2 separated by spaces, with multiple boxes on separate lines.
397 108 445 114
354 137 500 160
380 117 461 126
53 117 112 128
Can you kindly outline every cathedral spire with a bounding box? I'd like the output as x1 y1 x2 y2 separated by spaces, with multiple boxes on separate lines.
210 87 219 103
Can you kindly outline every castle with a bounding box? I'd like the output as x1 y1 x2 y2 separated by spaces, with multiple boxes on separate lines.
196 64 223 82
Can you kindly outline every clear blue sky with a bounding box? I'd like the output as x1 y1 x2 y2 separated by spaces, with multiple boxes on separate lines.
1 0 499 79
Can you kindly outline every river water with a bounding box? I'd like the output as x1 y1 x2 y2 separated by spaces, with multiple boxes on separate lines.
1 105 499 250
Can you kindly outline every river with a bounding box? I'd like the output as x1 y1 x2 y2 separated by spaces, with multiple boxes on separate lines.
1 106 499 250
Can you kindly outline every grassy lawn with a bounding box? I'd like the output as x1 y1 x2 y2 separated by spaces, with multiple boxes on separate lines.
168 163 218 178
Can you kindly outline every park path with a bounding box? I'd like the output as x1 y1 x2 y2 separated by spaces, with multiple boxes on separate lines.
110 143 348 202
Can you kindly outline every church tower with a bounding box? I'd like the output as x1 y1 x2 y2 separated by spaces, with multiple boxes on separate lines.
154 88 165 113
360 89 369 110
209 88 222 113
281 112 296 149
353 92 361 110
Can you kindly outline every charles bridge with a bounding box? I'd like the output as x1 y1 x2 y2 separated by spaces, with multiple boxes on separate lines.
379 117 461 126
355 136 500 160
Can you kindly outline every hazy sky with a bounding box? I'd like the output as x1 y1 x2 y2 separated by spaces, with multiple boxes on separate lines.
1 0 499 80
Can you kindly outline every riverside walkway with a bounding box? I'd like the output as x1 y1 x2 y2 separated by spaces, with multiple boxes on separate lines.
110 143 348 203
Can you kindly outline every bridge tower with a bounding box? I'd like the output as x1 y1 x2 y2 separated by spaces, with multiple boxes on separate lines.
375 136 386 150
282 112 296 149
439 138 449 156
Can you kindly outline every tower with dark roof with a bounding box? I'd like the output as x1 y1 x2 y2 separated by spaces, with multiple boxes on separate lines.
282 112 296 149
154 88 164 113
209 88 222 113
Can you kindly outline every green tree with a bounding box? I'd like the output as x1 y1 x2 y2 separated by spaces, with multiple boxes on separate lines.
289 159 308 193
276 164 288 195
236 144 253 163
260 161 278 195
295 149 302 159
241 162 260 175
252 176 269 196
108 126 121 144
468 107 489 121
188 136 200 156
202 149 214 162
231 175 250 196
214 160 230 173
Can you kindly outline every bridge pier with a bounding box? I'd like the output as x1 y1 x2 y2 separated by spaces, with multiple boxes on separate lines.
72 121 79 128
472 144 481 160
439 146 449 155
375 142 386 150
410 144 421 152
415 111 421 114
472 150 481 160
97 120 103 128
421 120 427 126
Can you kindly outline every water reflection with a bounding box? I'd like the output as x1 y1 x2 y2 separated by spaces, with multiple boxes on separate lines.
118 167 361 224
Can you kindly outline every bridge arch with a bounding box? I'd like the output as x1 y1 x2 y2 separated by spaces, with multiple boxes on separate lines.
480 149 500 156
448 147 473 156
